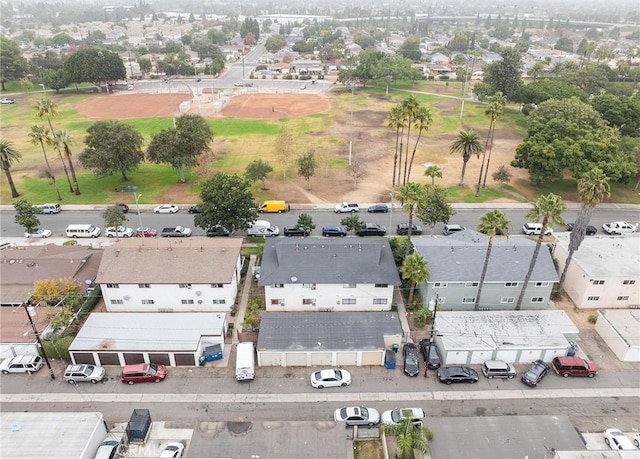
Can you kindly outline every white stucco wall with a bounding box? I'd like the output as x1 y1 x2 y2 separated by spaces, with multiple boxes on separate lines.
264 283 394 311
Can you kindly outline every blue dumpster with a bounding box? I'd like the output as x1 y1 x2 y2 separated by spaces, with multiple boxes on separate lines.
385 349 396 369
205 344 223 362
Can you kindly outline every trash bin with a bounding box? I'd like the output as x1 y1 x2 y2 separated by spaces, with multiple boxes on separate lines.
392 343 399 354
198 355 206 366
205 344 223 362
385 349 396 369
567 341 576 357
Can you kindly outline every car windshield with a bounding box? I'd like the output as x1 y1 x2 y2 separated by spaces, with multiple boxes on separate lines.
360 407 368 417
334 370 342 379
147 364 158 375
390 409 403 423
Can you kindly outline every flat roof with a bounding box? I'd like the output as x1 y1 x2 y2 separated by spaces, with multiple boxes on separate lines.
69 312 226 352
1 412 105 458
435 310 578 350
599 309 640 347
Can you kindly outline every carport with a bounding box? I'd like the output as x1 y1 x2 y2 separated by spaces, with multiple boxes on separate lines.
69 312 226 367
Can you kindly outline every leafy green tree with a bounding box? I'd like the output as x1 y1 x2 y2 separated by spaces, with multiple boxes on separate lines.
381 417 432 459
147 114 213 183
492 165 512 189
450 129 482 187
401 253 430 305
102 206 128 233
245 159 273 190
79 120 144 181
527 61 546 80
0 37 27 91
297 151 317 189
296 213 316 234
482 47 523 101
397 182 426 256
557 169 610 295
399 35 422 62
41 69 69 93
475 210 511 311
416 185 455 235
275 125 295 179
340 214 365 234
35 98 73 193
29 125 62 201
14 199 41 234
516 194 566 310
53 130 80 195
0 139 22 198
519 79 587 105
194 173 257 233
554 36 574 53
265 35 286 53
424 165 443 186
374 53 416 96
591 94 640 137
63 48 126 87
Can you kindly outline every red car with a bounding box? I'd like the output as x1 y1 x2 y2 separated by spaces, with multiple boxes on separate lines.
135 227 157 237
121 363 167 384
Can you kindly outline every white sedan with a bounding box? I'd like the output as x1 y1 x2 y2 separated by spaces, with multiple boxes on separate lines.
310 369 351 388
154 204 179 214
381 408 425 426
25 228 52 238
604 428 636 450
333 406 380 426
160 442 184 457
105 226 134 238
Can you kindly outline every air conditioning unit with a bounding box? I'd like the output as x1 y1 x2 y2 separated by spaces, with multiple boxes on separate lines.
195 291 202 296
187 285 192 289
197 299 203 304
279 300 285 306
123 295 131 301
311 300 317 305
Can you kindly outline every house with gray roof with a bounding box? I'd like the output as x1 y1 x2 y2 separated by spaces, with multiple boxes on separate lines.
258 238 400 312
413 230 558 310
257 312 403 367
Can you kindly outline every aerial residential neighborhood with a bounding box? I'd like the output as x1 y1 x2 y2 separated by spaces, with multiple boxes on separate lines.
1 0 639 457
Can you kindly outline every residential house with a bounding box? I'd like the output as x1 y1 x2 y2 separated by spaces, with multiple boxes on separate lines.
96 238 243 313
258 238 400 312
413 230 558 310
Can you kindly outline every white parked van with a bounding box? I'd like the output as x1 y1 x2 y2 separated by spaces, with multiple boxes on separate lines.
66 224 101 238
247 220 279 237
236 342 255 381
40 203 61 214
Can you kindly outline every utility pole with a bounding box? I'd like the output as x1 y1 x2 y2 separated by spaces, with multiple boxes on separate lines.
424 292 439 378
24 302 55 379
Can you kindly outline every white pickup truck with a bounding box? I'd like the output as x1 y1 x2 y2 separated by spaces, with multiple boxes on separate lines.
602 221 638 235
334 202 359 213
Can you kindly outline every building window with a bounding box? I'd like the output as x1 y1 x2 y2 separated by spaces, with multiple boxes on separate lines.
181 299 194 304
106 283 119 288
535 282 549 287
110 299 124 304
433 282 448 288
462 297 475 303
272 284 284 288
500 297 515 303
342 298 356 305
374 284 388 288
592 280 605 285
138 284 150 289
270 299 281 306
587 296 600 301
373 298 388 305
343 283 356 288
531 297 544 303
211 283 223 288
465 282 479 287
212 299 226 305
142 299 155 304
617 296 629 301
178 283 192 288
302 299 316 305
623 280 636 285
505 282 518 287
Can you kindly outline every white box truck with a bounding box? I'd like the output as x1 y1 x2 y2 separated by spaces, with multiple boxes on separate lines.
236 342 255 381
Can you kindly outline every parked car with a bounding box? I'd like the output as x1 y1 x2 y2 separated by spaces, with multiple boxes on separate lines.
322 225 347 237
310 369 352 388
135 227 157 237
334 202 359 213
206 225 230 237
63 364 105 384
94 435 125 459
120 363 167 384
436 366 479 384
551 356 598 378
247 220 279 237
481 360 516 379
604 428 636 450
381 408 425 426
521 360 550 387
187 204 202 214
402 343 420 377
25 228 52 238
0 97 15 104
115 203 129 213
283 225 310 237
233 82 245 87
367 204 389 213
0 355 43 374
522 223 553 236
160 442 185 458
633 432 640 448
105 226 134 238
154 204 179 214
396 223 423 235
356 223 386 237
419 339 441 369
300 84 307 90
602 221 638 235
333 406 380 426
567 223 597 235
39 203 61 214
443 224 465 236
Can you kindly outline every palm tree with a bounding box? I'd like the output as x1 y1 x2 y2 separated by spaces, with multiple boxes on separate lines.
29 125 62 201
53 130 81 195
516 193 567 310
475 210 511 311
401 253 430 305
397 182 426 257
450 129 482 187
482 92 506 189
388 104 406 189
400 95 420 186
424 165 443 186
381 417 432 459
557 169 610 295
406 105 433 182
35 98 73 193
0 139 22 198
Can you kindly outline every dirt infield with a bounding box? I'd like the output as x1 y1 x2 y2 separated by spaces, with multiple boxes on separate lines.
219 93 331 119
76 93 190 119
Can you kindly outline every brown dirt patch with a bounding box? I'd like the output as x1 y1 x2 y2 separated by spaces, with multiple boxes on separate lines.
75 93 191 119
220 93 331 119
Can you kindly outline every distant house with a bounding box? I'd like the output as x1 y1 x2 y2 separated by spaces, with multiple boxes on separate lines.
413 230 558 310
258 238 400 312
96 238 243 313
554 233 639 309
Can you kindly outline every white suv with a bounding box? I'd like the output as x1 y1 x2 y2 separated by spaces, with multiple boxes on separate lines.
522 223 553 236
64 364 105 384
0 355 43 374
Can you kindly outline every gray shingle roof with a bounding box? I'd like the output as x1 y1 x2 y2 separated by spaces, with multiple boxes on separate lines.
257 312 403 351
413 231 558 283
257 238 401 286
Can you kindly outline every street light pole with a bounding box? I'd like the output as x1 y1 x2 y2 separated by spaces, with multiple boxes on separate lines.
425 292 439 378
24 303 55 379
134 192 143 231
348 84 354 166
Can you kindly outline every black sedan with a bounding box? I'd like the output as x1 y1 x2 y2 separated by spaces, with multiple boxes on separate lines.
206 225 230 237
367 204 389 213
419 339 441 369
436 366 479 384
521 360 550 387
403 343 419 377
396 223 423 235
567 223 597 236
356 223 386 236
188 204 203 214
283 226 310 237
115 203 129 213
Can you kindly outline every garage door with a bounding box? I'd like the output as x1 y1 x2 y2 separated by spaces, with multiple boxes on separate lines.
495 350 518 362
518 349 543 363
97 352 120 366
149 353 171 366
284 352 307 366
469 350 493 364
361 351 384 366
310 352 332 366
123 353 145 365
72 353 96 365
174 353 196 366
258 352 281 366
336 352 357 366
444 351 468 365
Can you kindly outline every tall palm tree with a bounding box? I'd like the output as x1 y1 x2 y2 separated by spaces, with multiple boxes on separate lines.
29 125 62 201
482 92 506 189
424 165 443 186
35 98 73 193
381 417 431 459
0 139 22 198
516 193 566 310
406 105 433 183
388 104 406 190
557 169 610 295
401 253 430 305
53 130 81 195
400 95 420 186
450 129 482 187
475 210 511 311
397 182 426 257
